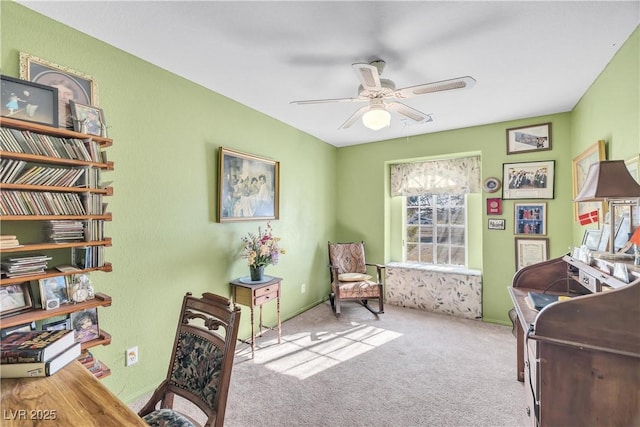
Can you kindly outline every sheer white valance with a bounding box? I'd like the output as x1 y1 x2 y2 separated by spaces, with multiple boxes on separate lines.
390 156 481 196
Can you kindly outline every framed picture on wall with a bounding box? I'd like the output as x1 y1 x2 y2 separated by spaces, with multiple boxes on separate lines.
488 218 506 230
514 202 547 235
515 237 549 271
20 52 98 129
572 140 606 221
625 155 639 184
1 75 59 127
506 122 552 154
217 147 280 222
502 160 555 199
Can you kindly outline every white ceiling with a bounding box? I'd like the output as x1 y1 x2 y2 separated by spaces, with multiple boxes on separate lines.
17 1 640 147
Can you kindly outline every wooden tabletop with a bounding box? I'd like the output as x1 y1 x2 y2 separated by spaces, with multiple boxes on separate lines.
1 361 146 426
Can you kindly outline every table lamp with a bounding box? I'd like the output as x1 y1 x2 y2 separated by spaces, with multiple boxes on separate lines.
574 160 640 255
628 227 640 265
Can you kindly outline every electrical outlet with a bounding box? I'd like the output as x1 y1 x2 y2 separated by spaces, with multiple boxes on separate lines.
126 346 138 366
301 283 306 293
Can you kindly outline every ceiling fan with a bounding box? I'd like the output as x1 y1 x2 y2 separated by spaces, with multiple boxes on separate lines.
290 60 476 131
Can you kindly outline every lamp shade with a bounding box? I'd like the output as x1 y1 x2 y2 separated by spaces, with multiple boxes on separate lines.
574 160 640 201
362 108 391 131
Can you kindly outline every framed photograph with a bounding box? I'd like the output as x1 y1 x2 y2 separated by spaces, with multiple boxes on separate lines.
502 160 555 199
1 75 59 127
0 322 35 339
483 177 501 193
20 52 98 129
572 140 606 221
487 197 502 215
70 308 99 343
514 202 547 235
581 228 601 251
0 282 33 317
488 218 506 230
506 122 552 154
39 276 69 309
217 147 280 222
69 100 106 137
625 155 639 184
515 237 549 271
42 317 71 331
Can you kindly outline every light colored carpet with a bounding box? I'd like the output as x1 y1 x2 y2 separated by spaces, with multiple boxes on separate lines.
131 301 528 427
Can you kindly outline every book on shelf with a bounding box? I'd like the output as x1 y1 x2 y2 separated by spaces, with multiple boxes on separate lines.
0 330 75 363
0 342 81 378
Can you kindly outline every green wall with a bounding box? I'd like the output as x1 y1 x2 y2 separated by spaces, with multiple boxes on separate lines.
1 2 336 403
1 2 638 404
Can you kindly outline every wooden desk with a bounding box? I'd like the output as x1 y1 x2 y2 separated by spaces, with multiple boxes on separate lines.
1 361 146 427
230 276 282 358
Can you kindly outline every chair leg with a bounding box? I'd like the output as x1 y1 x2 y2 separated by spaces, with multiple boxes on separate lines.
329 292 341 317
360 299 383 316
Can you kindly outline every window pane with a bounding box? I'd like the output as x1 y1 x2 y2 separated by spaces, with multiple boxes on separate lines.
436 245 449 265
436 226 449 243
451 207 465 225
407 196 420 207
420 226 433 243
421 207 433 224
420 243 433 263
407 208 420 225
451 227 465 245
450 247 465 265
407 226 419 243
407 244 420 261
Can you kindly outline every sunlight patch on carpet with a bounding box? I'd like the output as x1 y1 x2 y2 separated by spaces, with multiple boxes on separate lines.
249 323 402 379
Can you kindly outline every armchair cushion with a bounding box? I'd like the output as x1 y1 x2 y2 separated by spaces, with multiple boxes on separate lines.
338 273 372 282
333 279 381 299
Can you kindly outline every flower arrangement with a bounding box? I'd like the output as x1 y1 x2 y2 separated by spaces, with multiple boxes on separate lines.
241 222 285 267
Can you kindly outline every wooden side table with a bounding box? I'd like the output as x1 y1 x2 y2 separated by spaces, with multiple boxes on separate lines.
230 276 282 358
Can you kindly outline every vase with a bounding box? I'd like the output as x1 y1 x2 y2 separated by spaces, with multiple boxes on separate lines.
250 265 265 281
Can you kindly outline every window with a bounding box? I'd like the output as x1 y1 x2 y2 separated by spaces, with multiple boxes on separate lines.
405 194 466 266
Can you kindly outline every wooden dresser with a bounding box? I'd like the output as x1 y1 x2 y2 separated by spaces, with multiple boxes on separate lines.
508 254 640 427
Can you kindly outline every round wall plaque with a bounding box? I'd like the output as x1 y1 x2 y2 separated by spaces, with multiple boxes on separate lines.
483 177 501 193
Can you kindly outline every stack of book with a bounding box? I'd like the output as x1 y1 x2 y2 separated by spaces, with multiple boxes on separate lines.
0 235 21 249
1 254 52 278
0 330 81 378
43 220 85 243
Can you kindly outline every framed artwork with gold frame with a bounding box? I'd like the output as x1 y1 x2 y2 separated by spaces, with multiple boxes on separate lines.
572 140 606 221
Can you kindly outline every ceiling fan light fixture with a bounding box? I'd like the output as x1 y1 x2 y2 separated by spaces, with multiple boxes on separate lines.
362 108 391 130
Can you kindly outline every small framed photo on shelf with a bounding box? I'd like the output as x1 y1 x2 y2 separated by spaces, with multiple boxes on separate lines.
506 122 552 154
487 197 502 215
217 147 280 223
514 202 547 235
1 75 59 127
70 308 100 343
20 52 98 129
515 237 549 271
502 160 555 199
488 218 506 230
0 282 33 318
625 155 639 184
69 100 106 137
581 228 601 251
39 276 69 309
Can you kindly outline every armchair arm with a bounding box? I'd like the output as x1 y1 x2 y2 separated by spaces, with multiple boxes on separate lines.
365 263 385 283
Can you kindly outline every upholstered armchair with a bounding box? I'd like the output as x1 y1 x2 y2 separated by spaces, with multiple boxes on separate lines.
328 241 384 317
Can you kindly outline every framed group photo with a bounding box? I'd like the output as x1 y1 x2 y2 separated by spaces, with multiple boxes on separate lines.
514 202 547 235
503 160 555 199
20 52 98 129
217 147 280 223
506 122 552 154
1 75 59 127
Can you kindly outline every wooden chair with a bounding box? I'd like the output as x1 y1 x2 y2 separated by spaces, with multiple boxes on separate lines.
328 241 384 317
138 292 241 427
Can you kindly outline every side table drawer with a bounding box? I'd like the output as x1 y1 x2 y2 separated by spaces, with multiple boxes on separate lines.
255 285 278 297
255 290 277 306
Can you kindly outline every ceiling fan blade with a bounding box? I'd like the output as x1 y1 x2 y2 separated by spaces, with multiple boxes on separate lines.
339 105 370 129
352 63 382 91
387 102 434 124
290 97 360 105
394 76 476 99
